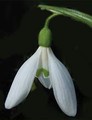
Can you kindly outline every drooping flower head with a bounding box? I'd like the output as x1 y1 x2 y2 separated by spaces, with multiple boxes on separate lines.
5 14 77 117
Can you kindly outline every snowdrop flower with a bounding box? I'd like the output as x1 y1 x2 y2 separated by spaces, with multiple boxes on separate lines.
5 27 77 116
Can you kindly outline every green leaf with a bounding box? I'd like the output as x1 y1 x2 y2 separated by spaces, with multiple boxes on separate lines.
38 5 92 28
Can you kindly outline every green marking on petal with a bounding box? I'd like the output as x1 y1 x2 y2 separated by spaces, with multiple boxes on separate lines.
36 68 49 77
36 68 43 77
43 68 49 77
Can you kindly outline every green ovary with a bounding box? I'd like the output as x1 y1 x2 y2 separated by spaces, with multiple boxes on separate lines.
38 27 52 47
36 68 49 77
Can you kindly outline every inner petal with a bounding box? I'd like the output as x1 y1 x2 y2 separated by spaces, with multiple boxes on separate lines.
36 47 51 89
41 47 49 71
36 68 49 78
38 73 51 89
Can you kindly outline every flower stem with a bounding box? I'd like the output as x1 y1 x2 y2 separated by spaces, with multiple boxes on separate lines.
39 4 92 28
38 14 60 47
44 13 60 28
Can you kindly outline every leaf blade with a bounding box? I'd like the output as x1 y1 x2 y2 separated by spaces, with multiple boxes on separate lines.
39 5 92 28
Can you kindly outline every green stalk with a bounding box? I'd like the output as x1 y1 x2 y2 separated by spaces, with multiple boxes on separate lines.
38 5 92 28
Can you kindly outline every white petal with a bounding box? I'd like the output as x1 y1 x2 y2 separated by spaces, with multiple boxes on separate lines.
47 48 77 116
38 74 51 89
5 47 41 109
38 47 51 89
41 47 48 70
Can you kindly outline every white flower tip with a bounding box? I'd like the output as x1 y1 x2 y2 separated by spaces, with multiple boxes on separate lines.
61 99 77 117
5 101 13 109
67 109 77 117
4 97 17 109
64 105 77 117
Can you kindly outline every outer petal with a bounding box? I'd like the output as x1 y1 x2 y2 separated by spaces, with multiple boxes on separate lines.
47 48 77 116
38 74 51 89
5 47 42 109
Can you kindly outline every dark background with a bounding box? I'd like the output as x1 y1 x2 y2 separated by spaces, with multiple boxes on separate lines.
0 0 92 120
